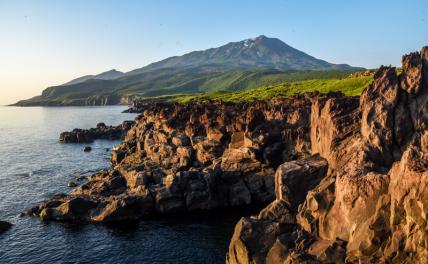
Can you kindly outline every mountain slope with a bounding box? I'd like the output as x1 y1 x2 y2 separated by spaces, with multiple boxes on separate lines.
62 69 125 86
127 35 358 75
14 36 364 106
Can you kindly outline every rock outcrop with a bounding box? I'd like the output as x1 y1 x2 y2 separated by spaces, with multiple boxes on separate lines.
30 90 342 222
227 47 428 263
59 121 135 143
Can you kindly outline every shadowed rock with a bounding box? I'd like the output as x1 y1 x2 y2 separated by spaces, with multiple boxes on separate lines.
31 92 341 222
59 121 135 143
0 220 12 234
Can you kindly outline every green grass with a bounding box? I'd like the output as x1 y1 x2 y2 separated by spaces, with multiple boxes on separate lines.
15 68 364 106
172 76 373 103
15 67 374 106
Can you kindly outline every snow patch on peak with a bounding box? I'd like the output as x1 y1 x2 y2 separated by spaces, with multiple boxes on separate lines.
243 38 254 47
243 38 257 48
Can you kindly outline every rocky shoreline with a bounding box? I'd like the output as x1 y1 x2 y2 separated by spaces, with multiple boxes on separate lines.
27 48 428 263
29 91 320 221
59 121 135 143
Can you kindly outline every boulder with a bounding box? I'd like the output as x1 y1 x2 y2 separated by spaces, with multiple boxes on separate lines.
91 190 154 222
67 181 78 187
227 217 283 264
39 196 98 221
0 220 12 234
274 155 328 206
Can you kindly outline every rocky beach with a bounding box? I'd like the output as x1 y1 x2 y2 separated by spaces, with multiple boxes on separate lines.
25 48 428 263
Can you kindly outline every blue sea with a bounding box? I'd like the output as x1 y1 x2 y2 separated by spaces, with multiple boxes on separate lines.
0 106 249 264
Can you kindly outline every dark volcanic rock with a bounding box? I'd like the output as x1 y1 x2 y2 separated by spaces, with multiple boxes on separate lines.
59 120 135 143
32 91 331 222
0 220 12 234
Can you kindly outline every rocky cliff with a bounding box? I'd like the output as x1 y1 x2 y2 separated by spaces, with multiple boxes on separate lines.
28 48 427 263
227 48 428 263
29 91 324 221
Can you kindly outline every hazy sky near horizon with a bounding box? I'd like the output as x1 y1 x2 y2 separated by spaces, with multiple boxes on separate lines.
1 0 428 105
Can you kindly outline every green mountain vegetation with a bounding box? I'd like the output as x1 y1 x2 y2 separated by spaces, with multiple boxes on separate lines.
62 69 125 86
160 75 374 103
14 36 364 106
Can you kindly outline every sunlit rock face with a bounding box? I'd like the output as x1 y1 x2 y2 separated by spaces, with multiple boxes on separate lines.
227 47 428 264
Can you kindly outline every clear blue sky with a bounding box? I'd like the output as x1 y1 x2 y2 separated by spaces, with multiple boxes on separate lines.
1 0 427 105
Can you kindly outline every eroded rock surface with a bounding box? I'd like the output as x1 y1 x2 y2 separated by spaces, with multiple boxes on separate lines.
31 92 342 222
227 47 428 263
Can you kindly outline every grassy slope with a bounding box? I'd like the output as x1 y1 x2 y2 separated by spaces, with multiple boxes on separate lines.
172 76 373 103
15 69 360 106
113 69 359 96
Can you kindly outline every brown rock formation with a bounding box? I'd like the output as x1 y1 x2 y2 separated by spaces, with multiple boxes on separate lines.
227 47 428 263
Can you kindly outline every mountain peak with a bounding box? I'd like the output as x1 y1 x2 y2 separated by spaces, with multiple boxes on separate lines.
247 35 268 41
242 35 271 44
128 35 360 74
60 35 363 86
97 69 124 78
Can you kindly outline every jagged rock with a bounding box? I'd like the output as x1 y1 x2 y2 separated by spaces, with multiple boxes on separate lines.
33 93 322 223
227 47 428 264
227 217 284 264
228 155 328 264
310 94 360 170
274 155 327 206
360 66 401 168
